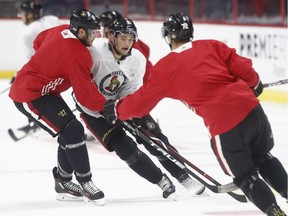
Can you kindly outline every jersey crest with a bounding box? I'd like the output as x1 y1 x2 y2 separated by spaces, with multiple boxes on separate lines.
99 71 125 97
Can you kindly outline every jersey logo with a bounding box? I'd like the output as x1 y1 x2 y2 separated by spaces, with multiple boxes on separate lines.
105 76 120 92
181 23 189 30
41 78 64 95
99 71 125 97
58 109 67 117
144 120 156 131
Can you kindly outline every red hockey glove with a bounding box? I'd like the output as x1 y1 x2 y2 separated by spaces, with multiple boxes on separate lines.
103 99 121 126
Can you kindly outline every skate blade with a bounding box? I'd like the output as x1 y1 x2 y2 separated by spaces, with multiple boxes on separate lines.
56 193 83 202
188 186 206 196
166 192 178 201
83 197 105 206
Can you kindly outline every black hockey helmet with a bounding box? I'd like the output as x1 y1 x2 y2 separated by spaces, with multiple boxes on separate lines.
19 0 43 19
70 9 101 36
110 17 138 41
162 13 194 42
100 10 122 28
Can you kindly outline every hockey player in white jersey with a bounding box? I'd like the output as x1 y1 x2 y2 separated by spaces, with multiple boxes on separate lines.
18 0 62 62
73 17 205 198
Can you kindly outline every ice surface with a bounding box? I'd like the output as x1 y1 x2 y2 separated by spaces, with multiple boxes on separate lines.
0 79 287 216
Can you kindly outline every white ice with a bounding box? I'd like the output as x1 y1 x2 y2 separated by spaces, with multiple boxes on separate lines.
0 79 287 216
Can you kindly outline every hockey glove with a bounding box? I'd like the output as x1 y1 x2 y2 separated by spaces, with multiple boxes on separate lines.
132 117 143 127
253 80 264 97
103 99 121 126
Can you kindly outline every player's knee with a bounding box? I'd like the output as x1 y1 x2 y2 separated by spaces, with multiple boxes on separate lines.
233 169 259 191
59 118 85 147
125 150 143 165
255 152 274 167
109 133 139 161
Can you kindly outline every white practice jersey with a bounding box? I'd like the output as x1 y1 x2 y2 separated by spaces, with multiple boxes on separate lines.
77 39 146 118
22 15 62 62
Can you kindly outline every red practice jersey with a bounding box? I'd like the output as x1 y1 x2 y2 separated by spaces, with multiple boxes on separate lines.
9 24 106 112
133 39 154 83
117 40 260 136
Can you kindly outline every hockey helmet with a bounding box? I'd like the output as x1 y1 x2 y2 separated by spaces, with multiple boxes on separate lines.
100 10 122 28
162 13 194 43
110 17 138 41
70 9 101 36
19 0 43 19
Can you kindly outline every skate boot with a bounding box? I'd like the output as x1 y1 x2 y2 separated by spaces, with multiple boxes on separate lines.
265 204 286 216
52 167 83 201
79 180 105 206
178 172 205 195
157 174 177 200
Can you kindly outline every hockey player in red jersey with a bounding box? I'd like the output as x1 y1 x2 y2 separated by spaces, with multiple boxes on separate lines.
103 13 287 215
8 0 62 139
9 9 105 205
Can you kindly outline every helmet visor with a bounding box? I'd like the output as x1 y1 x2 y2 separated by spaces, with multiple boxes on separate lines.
115 29 138 42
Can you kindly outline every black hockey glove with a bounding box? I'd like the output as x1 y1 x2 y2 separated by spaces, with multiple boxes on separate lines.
253 80 264 97
132 117 143 127
103 99 121 126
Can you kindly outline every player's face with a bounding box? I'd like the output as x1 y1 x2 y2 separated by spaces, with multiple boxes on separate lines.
113 33 135 56
103 26 110 38
84 28 102 46
18 11 33 25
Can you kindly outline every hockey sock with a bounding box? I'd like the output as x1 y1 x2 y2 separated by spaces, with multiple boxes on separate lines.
57 145 74 181
65 144 91 182
128 150 163 184
235 173 277 213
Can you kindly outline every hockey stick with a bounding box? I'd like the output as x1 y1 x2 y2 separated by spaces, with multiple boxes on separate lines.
0 86 10 95
8 127 40 142
137 126 239 193
263 79 288 88
122 121 247 203
8 108 79 142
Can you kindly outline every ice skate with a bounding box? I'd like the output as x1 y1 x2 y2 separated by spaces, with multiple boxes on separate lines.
79 180 105 206
52 167 83 201
178 173 205 195
157 174 177 200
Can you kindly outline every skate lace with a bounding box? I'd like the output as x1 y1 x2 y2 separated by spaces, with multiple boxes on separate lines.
63 181 81 192
270 209 286 216
82 181 100 195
